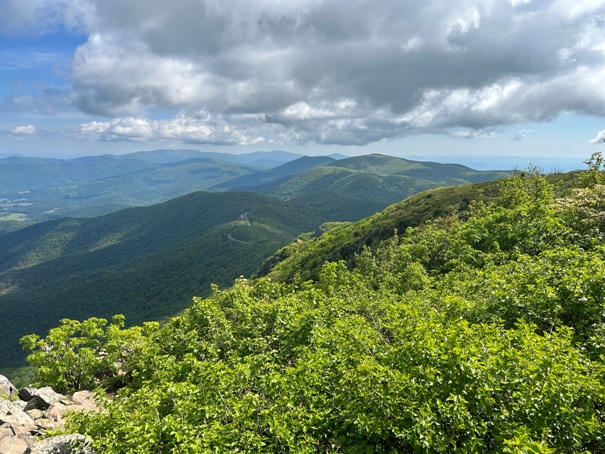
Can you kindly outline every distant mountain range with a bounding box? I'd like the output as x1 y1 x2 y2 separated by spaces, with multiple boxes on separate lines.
0 150 313 223
0 149 511 369
0 150 507 225
210 156 337 191
246 154 509 220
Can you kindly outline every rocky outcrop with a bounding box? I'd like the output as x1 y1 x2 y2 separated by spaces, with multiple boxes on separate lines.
26 434 95 454
0 375 97 454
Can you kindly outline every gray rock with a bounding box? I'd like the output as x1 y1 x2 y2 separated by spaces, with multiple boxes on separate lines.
0 399 35 427
9 425 36 437
23 389 64 413
69 393 97 413
24 410 44 421
44 403 67 424
1 388 99 454
0 434 32 454
33 419 57 431
27 434 95 454
0 425 14 439
0 377 16 398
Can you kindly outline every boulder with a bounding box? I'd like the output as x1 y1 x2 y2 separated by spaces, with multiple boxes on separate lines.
0 434 31 454
0 399 35 427
70 392 97 413
0 387 100 453
0 427 13 439
44 403 67 424
0 377 16 398
27 434 95 454
33 418 58 431
22 388 64 412
9 424 36 437
23 410 44 421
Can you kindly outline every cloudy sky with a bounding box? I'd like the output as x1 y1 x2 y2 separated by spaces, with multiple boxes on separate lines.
1 0 605 168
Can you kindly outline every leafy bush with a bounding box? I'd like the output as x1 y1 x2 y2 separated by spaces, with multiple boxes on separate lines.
63 272 605 452
23 166 605 452
21 315 158 393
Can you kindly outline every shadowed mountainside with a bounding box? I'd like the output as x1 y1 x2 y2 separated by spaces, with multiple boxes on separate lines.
0 191 325 368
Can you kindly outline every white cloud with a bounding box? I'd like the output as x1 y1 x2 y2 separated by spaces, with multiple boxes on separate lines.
0 0 92 35
79 120 110 134
454 129 500 139
106 117 153 139
78 114 266 146
590 128 605 144
11 125 37 135
7 0 605 146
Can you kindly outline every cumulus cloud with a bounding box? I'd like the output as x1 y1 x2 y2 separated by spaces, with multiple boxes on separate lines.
78 114 266 145
513 129 533 141
11 125 37 135
8 0 605 146
0 0 92 36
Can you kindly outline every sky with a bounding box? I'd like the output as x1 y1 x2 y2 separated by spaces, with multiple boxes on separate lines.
1 0 605 170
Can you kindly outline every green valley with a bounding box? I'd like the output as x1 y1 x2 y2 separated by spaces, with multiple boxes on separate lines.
0 191 325 368
0 152 508 224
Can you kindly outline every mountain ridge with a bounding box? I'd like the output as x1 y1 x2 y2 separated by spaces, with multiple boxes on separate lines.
0 190 326 368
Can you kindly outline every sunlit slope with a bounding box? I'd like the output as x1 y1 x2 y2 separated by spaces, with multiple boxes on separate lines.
1 157 260 222
211 156 336 191
260 171 577 283
264 154 509 220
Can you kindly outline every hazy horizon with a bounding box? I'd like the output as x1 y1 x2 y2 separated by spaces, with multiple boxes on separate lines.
0 147 589 173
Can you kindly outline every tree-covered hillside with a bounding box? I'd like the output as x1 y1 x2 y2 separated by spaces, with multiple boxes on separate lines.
264 154 510 220
0 191 325 369
260 171 577 283
210 156 336 192
0 157 260 222
19 160 605 452
0 152 507 225
0 154 509 369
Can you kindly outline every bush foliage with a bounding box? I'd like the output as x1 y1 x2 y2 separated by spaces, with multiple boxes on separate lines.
22 157 605 452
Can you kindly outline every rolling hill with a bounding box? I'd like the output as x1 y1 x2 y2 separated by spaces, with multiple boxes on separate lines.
113 148 304 168
0 191 325 368
23 157 260 220
210 155 336 191
0 152 507 226
0 150 343 224
0 155 155 192
262 154 510 220
0 155 264 223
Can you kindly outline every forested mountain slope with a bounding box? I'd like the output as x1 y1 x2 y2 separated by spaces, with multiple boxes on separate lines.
263 154 510 220
1 152 506 225
0 157 260 222
0 155 154 192
210 155 335 191
260 171 576 282
0 154 510 368
20 162 605 452
0 191 324 368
